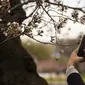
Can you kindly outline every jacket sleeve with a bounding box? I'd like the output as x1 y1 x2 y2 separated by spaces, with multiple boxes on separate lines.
66 66 85 85
67 73 85 85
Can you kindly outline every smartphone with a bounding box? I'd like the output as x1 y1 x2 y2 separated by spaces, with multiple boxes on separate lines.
77 35 85 57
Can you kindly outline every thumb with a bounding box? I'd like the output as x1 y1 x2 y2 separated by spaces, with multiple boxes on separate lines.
78 57 84 62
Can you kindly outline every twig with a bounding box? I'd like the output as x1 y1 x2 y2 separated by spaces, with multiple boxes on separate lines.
45 1 85 14
41 5 56 22
26 5 38 18
25 33 79 46
0 34 20 45
9 0 35 12
48 9 78 22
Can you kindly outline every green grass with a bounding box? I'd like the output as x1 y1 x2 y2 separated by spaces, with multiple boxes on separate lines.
40 73 85 83
81 74 85 82
44 77 66 82
43 74 85 82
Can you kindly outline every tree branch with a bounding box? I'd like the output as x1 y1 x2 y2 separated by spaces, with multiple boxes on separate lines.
25 5 38 19
9 0 35 12
41 5 56 22
48 9 78 22
45 1 85 14
25 33 79 46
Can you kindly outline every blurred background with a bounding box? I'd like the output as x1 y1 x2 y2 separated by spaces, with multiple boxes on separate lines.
21 35 85 85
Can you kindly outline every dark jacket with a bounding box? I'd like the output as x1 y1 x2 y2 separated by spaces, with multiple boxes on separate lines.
67 73 85 85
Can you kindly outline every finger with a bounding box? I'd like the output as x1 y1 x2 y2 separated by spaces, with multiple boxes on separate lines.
73 48 79 53
72 49 78 55
78 56 84 62
75 47 79 53
78 57 84 60
84 49 85 53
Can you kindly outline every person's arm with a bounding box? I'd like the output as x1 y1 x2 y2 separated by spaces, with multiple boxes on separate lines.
66 49 85 85
66 65 84 85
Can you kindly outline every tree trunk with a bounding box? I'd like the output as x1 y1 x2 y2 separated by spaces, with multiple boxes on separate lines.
0 0 48 85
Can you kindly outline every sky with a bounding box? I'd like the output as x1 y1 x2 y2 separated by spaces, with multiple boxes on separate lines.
59 0 85 38
21 0 85 43
63 0 84 7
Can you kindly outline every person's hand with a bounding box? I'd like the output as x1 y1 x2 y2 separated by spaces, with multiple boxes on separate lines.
67 49 85 68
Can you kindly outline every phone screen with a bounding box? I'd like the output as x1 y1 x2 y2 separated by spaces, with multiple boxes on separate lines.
77 35 85 57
